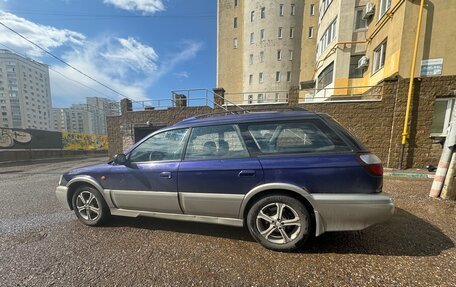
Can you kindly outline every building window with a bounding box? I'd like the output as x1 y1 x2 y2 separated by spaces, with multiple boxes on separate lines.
249 74 253 84
321 0 334 15
233 38 238 49
278 27 283 39
275 93 280 102
260 29 265 41
317 62 334 89
259 72 264 83
279 4 284 16
258 94 264 103
373 40 387 73
355 7 368 30
431 98 455 136
250 32 254 44
276 71 281 82
349 55 365 78
259 51 264 62
318 18 337 55
290 27 294 38
379 0 392 20
310 4 315 15
248 94 253 104
277 49 282 60
251 11 255 22
308 27 314 38
249 54 254 65
291 4 296 15
287 71 292 82
261 7 266 18
234 17 238 28
234 0 238 7
289 50 293 60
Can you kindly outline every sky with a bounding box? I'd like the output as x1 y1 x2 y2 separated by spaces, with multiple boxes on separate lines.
0 0 217 107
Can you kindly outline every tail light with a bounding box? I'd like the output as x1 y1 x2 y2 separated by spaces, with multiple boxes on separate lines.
356 153 383 176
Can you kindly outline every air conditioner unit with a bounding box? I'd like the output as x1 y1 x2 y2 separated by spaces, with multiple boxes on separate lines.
357 56 369 69
363 3 375 19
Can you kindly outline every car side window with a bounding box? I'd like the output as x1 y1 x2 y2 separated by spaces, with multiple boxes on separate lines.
184 125 249 160
246 120 351 154
129 128 189 162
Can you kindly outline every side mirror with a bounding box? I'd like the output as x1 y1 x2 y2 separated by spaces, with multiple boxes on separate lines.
113 153 127 165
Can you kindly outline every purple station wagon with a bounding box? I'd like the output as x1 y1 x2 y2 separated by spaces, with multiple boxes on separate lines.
56 110 394 251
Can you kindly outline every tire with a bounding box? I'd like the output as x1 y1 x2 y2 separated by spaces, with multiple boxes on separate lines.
247 195 311 251
72 185 110 226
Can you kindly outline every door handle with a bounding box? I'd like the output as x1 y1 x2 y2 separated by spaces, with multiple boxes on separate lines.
159 172 172 179
238 170 256 177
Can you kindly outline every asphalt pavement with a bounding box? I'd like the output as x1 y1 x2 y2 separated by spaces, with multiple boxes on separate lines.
0 158 455 286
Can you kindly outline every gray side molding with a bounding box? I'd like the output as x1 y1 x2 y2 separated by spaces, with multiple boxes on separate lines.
66 176 116 208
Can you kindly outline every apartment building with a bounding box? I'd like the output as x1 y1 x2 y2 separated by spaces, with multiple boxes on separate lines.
217 0 319 104
310 0 456 101
0 49 52 130
51 97 119 134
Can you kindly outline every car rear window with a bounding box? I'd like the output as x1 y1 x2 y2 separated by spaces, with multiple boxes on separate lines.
245 120 352 154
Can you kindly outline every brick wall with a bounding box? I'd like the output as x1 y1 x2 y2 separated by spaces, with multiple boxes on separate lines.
107 75 456 168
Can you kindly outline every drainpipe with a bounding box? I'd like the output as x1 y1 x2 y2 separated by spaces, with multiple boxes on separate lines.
399 0 425 169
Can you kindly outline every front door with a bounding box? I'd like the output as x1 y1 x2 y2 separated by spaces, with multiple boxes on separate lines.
178 125 264 218
106 128 189 213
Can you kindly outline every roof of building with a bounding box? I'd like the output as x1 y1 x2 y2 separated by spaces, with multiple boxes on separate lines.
173 110 321 128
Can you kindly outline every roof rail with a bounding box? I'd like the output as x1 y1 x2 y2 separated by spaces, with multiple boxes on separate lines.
179 106 309 122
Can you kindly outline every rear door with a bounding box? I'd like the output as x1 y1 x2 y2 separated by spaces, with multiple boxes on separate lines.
178 124 264 218
240 119 381 194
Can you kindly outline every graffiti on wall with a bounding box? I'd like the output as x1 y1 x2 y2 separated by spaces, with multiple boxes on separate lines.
62 132 108 150
0 128 32 148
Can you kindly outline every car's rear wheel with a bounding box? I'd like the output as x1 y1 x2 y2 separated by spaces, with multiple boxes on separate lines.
247 195 311 251
72 185 110 226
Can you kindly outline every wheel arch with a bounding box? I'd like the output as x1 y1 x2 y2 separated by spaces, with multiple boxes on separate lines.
239 183 325 236
66 176 105 210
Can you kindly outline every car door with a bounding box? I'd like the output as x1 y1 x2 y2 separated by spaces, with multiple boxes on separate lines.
106 128 189 213
240 119 378 194
178 124 264 218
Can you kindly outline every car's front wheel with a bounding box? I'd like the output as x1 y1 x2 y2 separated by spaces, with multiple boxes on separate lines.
72 185 110 226
247 195 311 251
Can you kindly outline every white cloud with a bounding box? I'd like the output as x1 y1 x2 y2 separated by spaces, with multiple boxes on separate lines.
51 38 203 106
103 0 165 14
174 71 190 78
0 11 85 57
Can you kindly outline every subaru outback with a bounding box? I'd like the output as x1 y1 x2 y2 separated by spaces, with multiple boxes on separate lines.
55 110 394 251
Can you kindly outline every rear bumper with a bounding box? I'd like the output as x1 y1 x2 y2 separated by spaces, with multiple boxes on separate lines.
55 185 71 210
312 193 394 236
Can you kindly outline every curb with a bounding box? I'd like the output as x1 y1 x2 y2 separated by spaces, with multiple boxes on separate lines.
384 171 434 179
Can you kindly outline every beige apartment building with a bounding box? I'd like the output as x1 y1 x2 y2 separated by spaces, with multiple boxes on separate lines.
217 0 319 104
218 0 456 104
310 0 456 101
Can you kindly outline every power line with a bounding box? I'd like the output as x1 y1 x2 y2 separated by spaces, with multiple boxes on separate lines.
6 10 216 19
0 42 119 102
0 20 131 99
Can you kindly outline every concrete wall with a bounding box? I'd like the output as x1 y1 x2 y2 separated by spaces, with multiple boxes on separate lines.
0 149 107 163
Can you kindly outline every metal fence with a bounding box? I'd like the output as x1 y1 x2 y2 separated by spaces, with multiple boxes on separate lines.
298 84 383 103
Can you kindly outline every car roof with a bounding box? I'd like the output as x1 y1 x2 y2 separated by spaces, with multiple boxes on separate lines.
172 110 323 128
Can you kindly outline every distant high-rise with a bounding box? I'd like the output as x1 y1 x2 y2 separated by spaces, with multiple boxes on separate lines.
0 49 52 130
51 97 119 135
